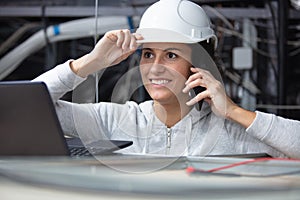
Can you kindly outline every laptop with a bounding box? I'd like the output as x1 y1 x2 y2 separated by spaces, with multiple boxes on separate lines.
0 81 133 156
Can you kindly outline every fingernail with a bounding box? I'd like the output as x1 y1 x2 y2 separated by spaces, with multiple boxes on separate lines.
182 86 189 93
182 85 191 93
130 44 136 50
186 100 193 106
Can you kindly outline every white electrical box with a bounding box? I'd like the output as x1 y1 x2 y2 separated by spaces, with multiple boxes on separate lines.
232 47 253 70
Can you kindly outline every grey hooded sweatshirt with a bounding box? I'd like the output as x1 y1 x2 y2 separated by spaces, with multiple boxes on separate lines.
33 61 300 158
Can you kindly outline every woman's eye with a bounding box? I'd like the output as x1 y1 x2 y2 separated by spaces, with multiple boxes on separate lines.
167 52 177 59
143 52 153 59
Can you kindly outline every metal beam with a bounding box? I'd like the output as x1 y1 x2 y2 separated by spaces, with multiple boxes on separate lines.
0 6 147 17
278 0 289 116
1 6 299 19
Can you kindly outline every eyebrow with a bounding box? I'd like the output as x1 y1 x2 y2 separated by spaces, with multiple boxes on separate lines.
141 47 183 52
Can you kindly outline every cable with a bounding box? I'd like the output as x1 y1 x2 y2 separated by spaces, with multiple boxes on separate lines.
203 5 277 58
207 5 300 58
289 46 300 56
94 0 99 103
0 22 39 56
215 26 276 58
266 1 279 45
203 5 234 30
0 16 135 80
186 157 300 177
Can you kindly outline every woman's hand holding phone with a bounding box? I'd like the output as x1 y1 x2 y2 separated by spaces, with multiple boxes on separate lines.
183 67 235 118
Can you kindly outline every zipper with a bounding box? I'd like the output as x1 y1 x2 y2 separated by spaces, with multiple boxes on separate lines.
166 128 172 154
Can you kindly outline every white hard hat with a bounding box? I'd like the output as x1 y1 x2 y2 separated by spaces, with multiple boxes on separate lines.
136 0 217 49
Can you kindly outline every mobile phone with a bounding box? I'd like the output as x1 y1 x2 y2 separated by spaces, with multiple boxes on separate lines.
190 85 205 111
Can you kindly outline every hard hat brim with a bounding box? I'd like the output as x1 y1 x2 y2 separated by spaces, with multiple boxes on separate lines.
136 28 202 44
136 28 217 49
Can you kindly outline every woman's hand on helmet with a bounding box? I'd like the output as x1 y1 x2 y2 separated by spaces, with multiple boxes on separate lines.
183 67 237 118
92 29 143 67
70 29 143 77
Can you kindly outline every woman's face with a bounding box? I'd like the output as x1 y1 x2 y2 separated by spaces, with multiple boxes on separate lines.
139 43 192 105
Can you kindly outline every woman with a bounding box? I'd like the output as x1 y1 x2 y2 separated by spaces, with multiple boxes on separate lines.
33 0 300 158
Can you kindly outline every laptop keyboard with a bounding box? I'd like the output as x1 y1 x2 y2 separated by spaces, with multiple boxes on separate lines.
67 138 133 157
69 147 92 157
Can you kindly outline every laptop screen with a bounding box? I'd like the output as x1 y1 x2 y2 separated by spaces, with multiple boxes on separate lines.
0 81 69 156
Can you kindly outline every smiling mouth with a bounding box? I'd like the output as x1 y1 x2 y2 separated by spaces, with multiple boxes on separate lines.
150 79 171 85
